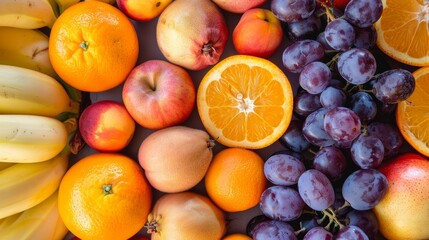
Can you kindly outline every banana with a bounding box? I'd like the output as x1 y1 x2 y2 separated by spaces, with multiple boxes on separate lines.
0 191 68 240
0 114 68 163
0 149 69 219
55 0 80 14
0 0 58 29
0 64 73 117
0 27 58 79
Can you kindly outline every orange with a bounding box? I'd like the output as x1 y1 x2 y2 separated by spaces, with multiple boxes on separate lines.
58 153 152 240
374 0 429 66
205 147 267 212
223 233 252 240
49 1 139 92
396 66 429 157
197 55 293 149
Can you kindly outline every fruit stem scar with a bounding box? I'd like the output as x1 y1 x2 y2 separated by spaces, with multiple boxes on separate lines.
202 42 216 57
80 41 89 51
103 184 113 195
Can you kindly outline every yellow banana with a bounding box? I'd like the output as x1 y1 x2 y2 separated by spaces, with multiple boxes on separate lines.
0 150 69 219
55 0 80 13
0 114 68 163
0 191 68 240
0 65 73 117
0 0 58 29
0 27 58 79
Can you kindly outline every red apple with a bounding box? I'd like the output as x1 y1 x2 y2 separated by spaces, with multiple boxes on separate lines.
233 8 283 58
116 0 173 21
122 60 196 130
156 0 228 70
373 153 429 240
212 0 267 13
79 100 136 152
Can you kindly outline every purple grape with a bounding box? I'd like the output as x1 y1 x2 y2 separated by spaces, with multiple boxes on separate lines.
324 18 356 51
344 0 383 28
279 119 311 153
294 91 322 117
247 215 270 237
320 86 347 109
354 26 377 49
264 153 306 186
372 69 416 103
337 48 377 85
271 0 316 23
346 210 379 238
287 14 322 41
282 39 325 73
312 146 347 181
324 107 362 142
303 226 334 240
260 186 305 222
302 108 336 147
298 169 335 211
349 91 377 123
271 149 304 162
336 225 369 240
342 169 388 210
350 134 384 169
299 61 332 94
253 220 297 240
316 31 334 50
366 122 403 158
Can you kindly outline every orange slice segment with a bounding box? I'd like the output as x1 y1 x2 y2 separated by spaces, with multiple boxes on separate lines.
374 0 429 66
197 55 293 149
396 66 429 156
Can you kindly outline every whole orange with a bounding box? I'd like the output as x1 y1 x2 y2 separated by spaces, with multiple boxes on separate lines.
49 1 139 92
58 153 152 240
205 147 267 212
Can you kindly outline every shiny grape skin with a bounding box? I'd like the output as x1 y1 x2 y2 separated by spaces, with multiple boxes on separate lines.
366 121 403 158
350 134 384 169
299 61 332 94
344 0 383 28
253 220 298 240
297 169 335 211
303 226 334 240
302 108 336 147
323 107 362 142
349 91 377 124
324 18 356 51
271 0 317 23
354 26 377 49
287 14 322 41
341 169 388 211
320 86 347 109
246 214 270 237
346 210 379 239
312 146 348 182
264 153 306 186
279 119 311 153
294 91 322 117
372 69 416 103
316 31 334 50
259 186 305 222
282 39 325 73
336 225 369 240
337 48 377 85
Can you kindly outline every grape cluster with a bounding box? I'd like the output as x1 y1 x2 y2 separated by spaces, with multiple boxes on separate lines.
248 0 417 239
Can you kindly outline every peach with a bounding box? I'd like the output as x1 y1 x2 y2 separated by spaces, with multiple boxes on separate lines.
232 8 283 58
116 0 173 21
79 100 135 152
212 0 267 13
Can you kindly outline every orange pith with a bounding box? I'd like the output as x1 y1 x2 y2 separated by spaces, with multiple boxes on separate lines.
375 0 429 66
197 55 293 149
396 67 429 157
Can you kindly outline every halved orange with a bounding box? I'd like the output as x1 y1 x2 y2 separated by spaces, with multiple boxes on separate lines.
396 67 429 156
197 55 293 149
374 0 429 66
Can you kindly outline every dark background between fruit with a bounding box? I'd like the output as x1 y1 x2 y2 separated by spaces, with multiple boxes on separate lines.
66 1 417 239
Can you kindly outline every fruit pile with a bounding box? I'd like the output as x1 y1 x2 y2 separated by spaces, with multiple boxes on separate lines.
1 0 429 239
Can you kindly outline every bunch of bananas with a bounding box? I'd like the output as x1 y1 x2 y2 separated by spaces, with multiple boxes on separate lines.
0 0 91 239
